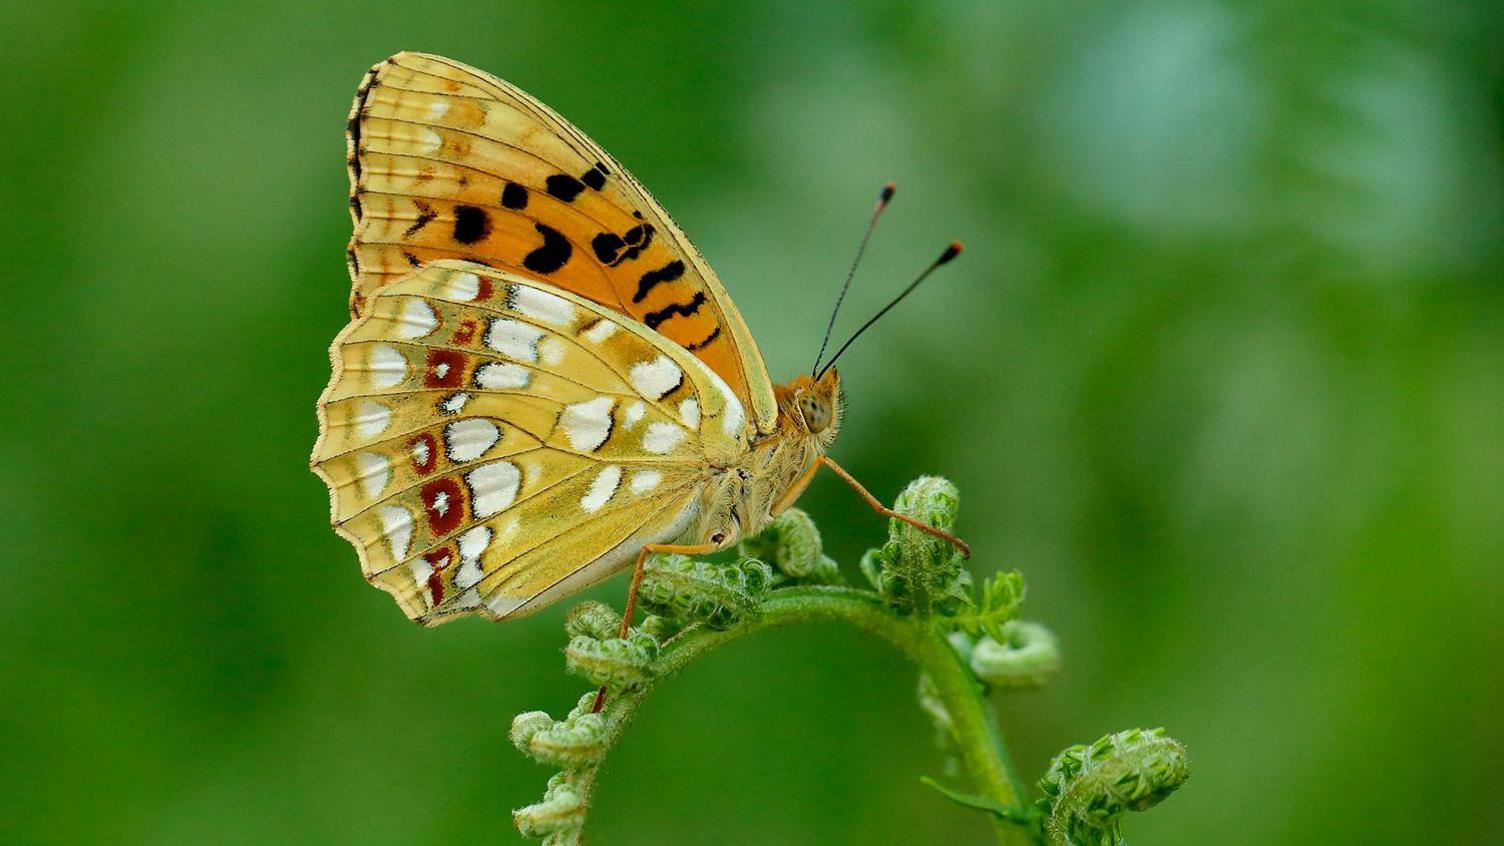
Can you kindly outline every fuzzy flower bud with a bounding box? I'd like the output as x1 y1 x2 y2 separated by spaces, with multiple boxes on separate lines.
563 630 659 690
514 772 586 841
738 508 839 582
861 476 970 616
563 601 620 640
510 711 554 755
637 613 680 642
970 621 1061 691
1039 728 1190 846
639 554 772 628
519 711 611 769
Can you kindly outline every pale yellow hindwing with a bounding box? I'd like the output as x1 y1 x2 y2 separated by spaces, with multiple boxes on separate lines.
312 260 752 625
346 51 777 434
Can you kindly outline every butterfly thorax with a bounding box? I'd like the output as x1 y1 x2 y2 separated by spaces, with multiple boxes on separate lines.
692 370 842 548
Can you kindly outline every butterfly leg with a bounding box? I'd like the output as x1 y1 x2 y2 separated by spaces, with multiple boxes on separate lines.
818 456 972 559
592 540 720 713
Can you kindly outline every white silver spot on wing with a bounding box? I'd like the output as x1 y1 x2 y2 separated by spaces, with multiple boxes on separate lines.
353 400 391 438
409 555 435 592
642 421 686 455
440 392 471 415
354 451 391 498
580 465 622 513
622 401 646 430
537 336 566 366
582 319 618 344
678 398 700 430
630 469 662 494
367 344 408 389
444 419 500 463
466 462 520 518
629 354 683 399
474 361 531 390
394 298 439 339
377 505 413 561
443 271 481 301
455 525 493 591
510 286 576 326
559 396 616 452
428 487 451 516
485 318 545 363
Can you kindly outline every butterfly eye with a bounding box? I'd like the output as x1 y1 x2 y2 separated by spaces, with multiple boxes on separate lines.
798 394 831 433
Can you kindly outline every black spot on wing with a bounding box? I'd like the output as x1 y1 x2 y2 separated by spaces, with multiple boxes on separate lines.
592 232 625 264
452 205 491 245
644 291 706 329
686 326 721 351
633 259 685 303
403 250 422 267
617 225 654 263
581 163 607 191
545 174 585 202
523 223 572 274
591 223 655 266
501 181 529 209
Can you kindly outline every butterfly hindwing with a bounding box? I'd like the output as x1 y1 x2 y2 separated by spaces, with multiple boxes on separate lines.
313 260 750 624
346 51 777 434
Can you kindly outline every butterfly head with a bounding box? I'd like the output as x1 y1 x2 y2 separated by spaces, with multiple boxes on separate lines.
779 369 843 448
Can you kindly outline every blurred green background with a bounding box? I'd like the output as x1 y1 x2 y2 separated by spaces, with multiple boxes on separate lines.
3 1 1501 843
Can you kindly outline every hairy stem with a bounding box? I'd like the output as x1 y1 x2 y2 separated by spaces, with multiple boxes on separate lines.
585 586 1034 844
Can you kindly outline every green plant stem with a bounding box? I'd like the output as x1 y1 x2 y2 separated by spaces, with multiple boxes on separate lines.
584 586 1035 845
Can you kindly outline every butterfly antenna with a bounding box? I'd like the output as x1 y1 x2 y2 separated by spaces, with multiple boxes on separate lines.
811 182 896 374
816 241 963 378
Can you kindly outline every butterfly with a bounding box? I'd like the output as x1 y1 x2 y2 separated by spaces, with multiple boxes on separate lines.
312 52 967 639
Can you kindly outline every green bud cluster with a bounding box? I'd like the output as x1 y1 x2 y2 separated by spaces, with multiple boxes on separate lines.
507 477 1192 843
563 601 620 640
510 691 612 769
564 629 659 689
738 507 839 583
513 772 586 844
861 476 971 617
639 554 773 628
1038 728 1190 845
970 620 1061 691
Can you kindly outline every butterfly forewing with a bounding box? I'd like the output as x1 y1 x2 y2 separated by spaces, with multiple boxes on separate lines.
313 261 748 624
346 51 777 434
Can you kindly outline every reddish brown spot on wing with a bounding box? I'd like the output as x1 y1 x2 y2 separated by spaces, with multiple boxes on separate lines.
420 478 466 535
409 433 438 474
423 349 467 388
452 318 479 346
422 544 455 605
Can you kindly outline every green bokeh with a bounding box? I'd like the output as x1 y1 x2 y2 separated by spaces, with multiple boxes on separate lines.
3 1 1501 843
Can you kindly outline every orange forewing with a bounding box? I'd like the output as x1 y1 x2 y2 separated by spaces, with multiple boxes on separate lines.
346 52 776 432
